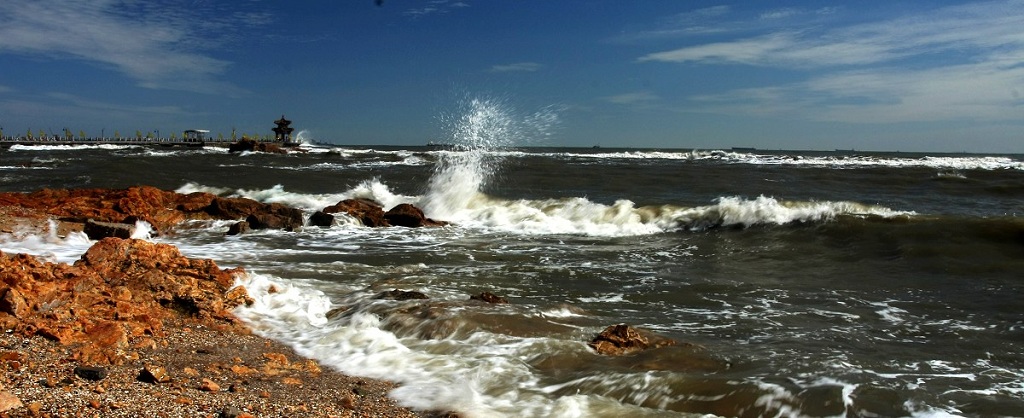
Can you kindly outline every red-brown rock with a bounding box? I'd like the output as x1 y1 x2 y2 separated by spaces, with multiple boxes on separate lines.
322 199 388 227
588 324 677 356
245 203 304 231
0 238 249 364
384 204 447 228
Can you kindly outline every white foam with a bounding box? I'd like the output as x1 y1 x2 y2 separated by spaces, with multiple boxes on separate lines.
0 220 93 264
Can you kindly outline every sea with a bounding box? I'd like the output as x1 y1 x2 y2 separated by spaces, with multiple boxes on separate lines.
2 103 1023 417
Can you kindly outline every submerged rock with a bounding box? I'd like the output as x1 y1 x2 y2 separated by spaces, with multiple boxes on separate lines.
470 292 509 304
373 289 429 301
588 324 677 356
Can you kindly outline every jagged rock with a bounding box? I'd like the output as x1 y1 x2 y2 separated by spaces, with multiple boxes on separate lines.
138 364 172 383
84 219 136 240
0 287 29 318
226 221 250 235
0 391 22 413
0 238 249 364
374 289 429 300
588 324 677 356
322 199 388 227
308 211 335 227
384 204 448 228
470 292 509 304
245 203 304 231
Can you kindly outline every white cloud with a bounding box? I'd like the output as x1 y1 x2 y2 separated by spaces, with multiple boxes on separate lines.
642 0 1024 124
603 91 659 105
0 0 264 95
489 62 544 73
640 1 1024 67
404 0 470 17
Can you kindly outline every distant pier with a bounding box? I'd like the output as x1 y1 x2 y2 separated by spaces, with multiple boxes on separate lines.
0 137 236 148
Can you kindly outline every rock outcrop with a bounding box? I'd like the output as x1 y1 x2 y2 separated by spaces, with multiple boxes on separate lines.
0 186 325 235
0 238 251 364
321 199 447 228
228 138 287 154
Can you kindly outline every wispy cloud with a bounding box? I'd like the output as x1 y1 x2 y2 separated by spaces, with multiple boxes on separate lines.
640 1 1024 124
404 0 470 18
489 62 544 73
638 2 1024 68
0 0 268 95
603 91 660 105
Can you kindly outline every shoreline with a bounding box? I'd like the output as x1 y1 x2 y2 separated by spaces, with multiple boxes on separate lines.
0 191 445 417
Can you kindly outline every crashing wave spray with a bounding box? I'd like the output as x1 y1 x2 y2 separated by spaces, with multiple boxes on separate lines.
293 130 312 145
419 98 560 219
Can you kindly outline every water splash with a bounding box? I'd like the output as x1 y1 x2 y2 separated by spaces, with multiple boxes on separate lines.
420 98 561 219
294 130 313 145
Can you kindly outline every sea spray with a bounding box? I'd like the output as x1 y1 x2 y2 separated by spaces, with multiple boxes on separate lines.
420 98 561 219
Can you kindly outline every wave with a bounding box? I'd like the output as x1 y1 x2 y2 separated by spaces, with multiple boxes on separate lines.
412 148 1024 171
7 143 144 151
178 180 910 237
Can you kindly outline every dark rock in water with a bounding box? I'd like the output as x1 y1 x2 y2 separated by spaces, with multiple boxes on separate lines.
73 365 109 381
588 323 676 356
204 197 266 220
322 199 388 227
384 203 448 228
308 210 335 228
84 219 135 240
470 292 509 304
244 203 304 231
228 138 287 154
226 221 250 235
374 289 429 300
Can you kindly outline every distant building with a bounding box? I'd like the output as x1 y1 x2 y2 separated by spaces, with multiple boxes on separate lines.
273 115 296 146
183 129 209 143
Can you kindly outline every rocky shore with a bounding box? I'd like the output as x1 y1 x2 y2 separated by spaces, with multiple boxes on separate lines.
0 186 694 417
0 187 450 417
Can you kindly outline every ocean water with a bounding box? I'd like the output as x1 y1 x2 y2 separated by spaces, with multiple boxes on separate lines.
2 108 1024 417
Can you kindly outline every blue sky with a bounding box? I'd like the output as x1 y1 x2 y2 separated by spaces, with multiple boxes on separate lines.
1 1 1023 152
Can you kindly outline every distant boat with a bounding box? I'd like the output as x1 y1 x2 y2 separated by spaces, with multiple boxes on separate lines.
731 147 756 151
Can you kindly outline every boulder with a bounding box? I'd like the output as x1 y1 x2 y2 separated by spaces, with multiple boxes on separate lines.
226 221 251 235
204 197 266 220
384 204 448 228
307 211 335 228
245 203 304 231
588 324 677 356
84 219 136 240
322 199 387 227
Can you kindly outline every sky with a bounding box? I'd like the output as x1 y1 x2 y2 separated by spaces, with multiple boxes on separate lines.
1 0 1023 152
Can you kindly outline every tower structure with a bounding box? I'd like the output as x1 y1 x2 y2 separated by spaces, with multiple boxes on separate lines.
272 115 295 145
